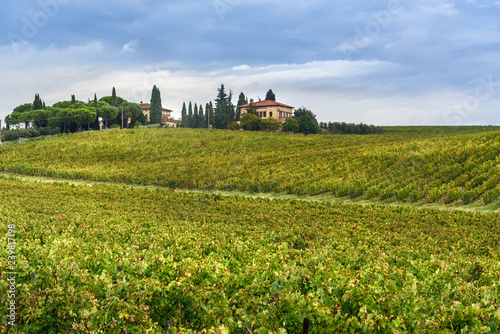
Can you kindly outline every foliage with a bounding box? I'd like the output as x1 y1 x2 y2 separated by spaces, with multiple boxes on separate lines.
150 85 162 125
33 93 44 110
282 118 300 133
261 117 281 132
320 121 384 135
265 89 276 101
0 177 499 332
240 113 260 131
1 127 61 142
227 122 240 130
1 128 500 205
294 107 319 135
213 84 235 129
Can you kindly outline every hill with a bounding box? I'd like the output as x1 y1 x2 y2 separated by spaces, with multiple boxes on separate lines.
0 126 499 206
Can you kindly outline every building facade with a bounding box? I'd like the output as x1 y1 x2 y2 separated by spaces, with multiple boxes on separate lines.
238 100 294 121
139 102 173 123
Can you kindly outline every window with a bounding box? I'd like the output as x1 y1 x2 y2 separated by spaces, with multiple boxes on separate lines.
263 112 267 118
270 112 273 118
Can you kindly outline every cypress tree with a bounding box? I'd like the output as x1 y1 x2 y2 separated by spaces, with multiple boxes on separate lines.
33 93 43 110
198 105 204 128
181 102 187 128
111 87 117 107
150 85 162 124
214 84 227 129
209 101 214 127
265 89 276 101
94 94 98 109
71 95 76 105
188 102 193 128
205 103 210 128
193 103 199 128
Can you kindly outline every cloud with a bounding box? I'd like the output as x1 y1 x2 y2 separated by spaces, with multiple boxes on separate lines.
232 64 250 71
121 39 138 53
1 1 500 126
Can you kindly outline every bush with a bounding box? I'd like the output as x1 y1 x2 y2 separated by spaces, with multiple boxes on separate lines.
282 118 299 133
1 127 61 142
227 122 240 131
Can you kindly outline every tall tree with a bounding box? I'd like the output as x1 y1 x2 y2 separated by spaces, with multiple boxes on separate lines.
198 105 204 128
193 103 199 128
293 107 319 135
236 92 247 120
237 92 248 107
96 101 119 128
71 95 76 105
150 85 162 124
94 94 98 109
188 102 193 128
33 93 43 110
181 102 187 128
214 84 234 129
265 89 276 101
205 103 210 128
111 87 118 107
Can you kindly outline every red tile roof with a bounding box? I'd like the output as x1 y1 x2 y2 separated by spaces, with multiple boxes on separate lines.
238 100 294 109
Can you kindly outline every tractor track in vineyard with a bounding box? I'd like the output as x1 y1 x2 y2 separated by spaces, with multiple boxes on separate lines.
2 171 499 215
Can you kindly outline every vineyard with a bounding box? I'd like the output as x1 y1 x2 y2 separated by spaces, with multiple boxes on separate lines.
0 127 499 206
0 176 499 333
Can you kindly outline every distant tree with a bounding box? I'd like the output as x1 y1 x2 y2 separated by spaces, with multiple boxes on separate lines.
208 101 214 127
193 103 199 128
120 102 143 128
214 84 235 129
96 101 119 128
236 92 248 120
205 103 210 127
265 89 276 101
246 100 258 116
94 94 98 109
240 113 261 131
198 104 202 128
237 92 248 107
9 103 34 128
111 87 117 107
100 95 126 106
31 109 53 128
294 107 319 135
188 102 193 128
261 118 281 132
71 95 76 105
181 102 187 127
282 118 299 133
227 122 240 130
33 93 44 110
150 85 162 124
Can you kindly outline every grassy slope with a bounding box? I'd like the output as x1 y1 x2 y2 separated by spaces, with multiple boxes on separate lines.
0 176 499 332
0 127 499 205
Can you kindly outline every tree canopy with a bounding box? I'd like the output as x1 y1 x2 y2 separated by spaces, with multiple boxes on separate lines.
265 89 276 101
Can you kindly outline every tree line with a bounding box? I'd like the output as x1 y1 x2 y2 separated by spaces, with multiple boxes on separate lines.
2 87 164 141
319 122 383 135
180 84 322 135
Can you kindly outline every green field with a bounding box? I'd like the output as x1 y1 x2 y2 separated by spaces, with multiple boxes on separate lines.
0 127 499 205
1 127 499 333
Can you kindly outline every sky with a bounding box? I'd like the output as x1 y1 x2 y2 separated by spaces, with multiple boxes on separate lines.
1 0 499 125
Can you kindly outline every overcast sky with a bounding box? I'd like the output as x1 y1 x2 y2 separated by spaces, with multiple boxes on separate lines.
1 0 499 125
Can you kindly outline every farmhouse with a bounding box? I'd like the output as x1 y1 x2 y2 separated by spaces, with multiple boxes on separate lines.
238 99 294 122
139 102 173 123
